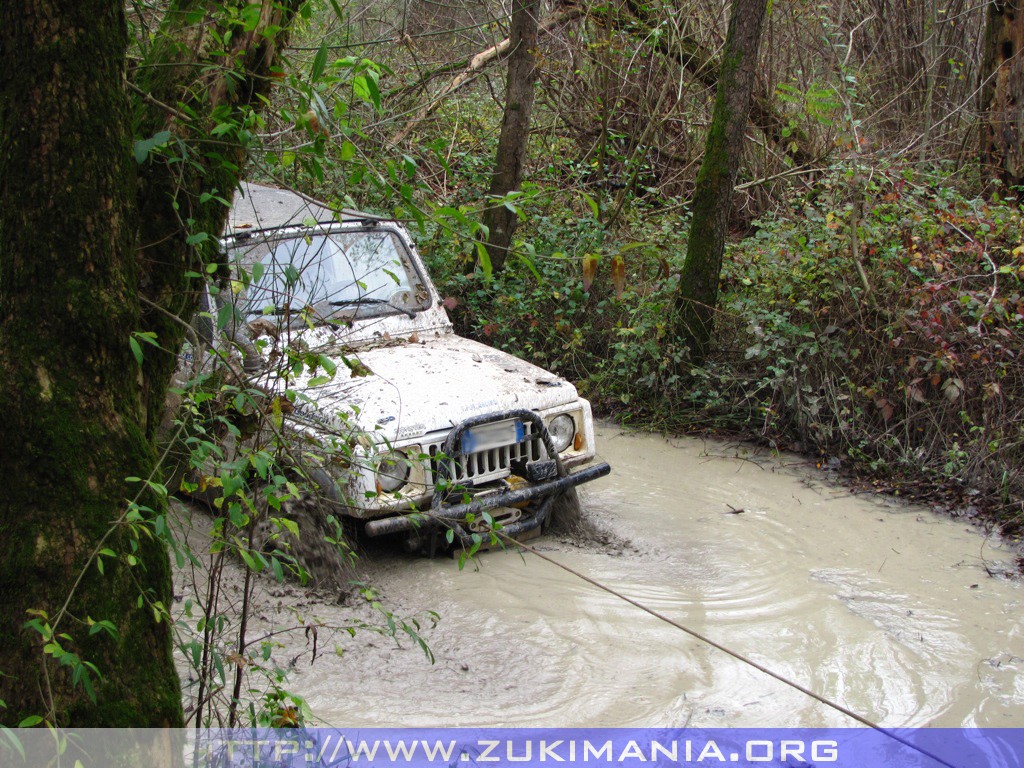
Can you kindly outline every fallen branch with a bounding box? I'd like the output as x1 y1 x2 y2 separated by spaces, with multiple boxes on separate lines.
387 5 585 145
621 0 816 168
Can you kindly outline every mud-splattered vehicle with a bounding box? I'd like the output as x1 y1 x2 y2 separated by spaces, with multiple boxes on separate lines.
186 183 609 554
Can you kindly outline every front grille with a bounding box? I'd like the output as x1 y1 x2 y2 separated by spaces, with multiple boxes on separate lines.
424 419 545 487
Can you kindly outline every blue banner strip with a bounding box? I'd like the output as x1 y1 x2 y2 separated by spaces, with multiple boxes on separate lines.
187 728 1024 768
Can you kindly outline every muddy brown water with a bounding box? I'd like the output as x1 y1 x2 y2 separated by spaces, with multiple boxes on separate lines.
176 424 1024 728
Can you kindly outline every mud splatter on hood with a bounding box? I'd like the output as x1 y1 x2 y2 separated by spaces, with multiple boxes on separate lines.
286 331 580 443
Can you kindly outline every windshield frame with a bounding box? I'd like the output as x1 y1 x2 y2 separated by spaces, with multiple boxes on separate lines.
225 222 433 327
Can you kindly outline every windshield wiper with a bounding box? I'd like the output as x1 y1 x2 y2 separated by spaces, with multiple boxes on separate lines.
329 297 416 319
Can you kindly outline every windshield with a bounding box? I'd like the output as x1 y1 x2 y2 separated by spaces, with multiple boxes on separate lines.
241 228 426 318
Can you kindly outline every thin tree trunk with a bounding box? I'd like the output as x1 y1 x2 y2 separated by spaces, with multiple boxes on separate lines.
478 0 543 274
674 0 769 363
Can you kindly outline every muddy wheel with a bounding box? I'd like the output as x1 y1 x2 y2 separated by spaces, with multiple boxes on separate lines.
253 489 354 589
544 486 584 534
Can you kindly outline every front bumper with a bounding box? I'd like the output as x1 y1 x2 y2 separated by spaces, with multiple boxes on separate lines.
363 460 611 540
364 407 609 546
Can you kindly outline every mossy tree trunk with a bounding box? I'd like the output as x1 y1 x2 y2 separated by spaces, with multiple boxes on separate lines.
617 0 813 168
673 0 768 363
980 0 1024 191
480 0 542 274
0 0 301 728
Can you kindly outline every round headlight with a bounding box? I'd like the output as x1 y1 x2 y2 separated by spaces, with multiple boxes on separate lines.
547 414 576 453
375 450 409 493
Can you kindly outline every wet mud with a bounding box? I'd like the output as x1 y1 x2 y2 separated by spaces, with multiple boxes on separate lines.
174 424 1024 728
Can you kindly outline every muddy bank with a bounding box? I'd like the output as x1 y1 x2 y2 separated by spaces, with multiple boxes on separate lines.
173 424 1024 728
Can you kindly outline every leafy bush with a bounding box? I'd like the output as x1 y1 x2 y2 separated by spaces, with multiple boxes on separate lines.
428 164 1024 536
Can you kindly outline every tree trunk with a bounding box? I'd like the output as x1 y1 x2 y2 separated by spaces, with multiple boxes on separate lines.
480 0 542 274
0 0 182 726
674 0 768 363
0 0 302 728
620 0 814 168
980 0 1024 191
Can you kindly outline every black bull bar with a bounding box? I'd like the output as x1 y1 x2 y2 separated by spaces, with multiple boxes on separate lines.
363 408 611 543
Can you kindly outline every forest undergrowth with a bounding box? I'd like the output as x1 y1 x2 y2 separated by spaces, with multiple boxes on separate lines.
423 165 1024 555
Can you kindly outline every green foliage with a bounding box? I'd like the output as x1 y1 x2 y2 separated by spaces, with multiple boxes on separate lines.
163 261 440 726
424 196 691 408
430 160 1024 535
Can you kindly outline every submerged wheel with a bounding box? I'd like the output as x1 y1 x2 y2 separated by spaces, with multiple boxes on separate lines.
544 486 584 534
252 486 355 589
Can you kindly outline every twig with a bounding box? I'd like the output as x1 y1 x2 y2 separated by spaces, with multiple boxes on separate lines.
843 15 876 68
735 165 829 190
975 249 999 334
126 79 192 123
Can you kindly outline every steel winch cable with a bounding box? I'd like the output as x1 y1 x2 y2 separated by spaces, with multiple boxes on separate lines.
496 530 963 768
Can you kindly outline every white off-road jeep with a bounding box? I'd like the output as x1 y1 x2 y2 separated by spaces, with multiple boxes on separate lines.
186 183 609 553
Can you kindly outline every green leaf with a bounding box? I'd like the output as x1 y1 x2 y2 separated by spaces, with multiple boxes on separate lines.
340 140 356 161
132 130 171 164
238 548 260 572
475 242 492 280
311 40 328 82
319 355 337 376
133 331 159 348
352 73 381 111
88 620 118 639
18 716 43 728
438 206 468 226
129 336 143 366
216 301 236 331
1 724 27 759
514 247 542 282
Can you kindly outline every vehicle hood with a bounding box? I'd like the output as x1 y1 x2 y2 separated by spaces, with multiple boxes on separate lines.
287 331 578 443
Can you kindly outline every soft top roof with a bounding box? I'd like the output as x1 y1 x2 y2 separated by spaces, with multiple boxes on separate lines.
226 182 380 235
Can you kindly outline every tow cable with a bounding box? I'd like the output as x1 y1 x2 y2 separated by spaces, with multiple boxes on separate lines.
495 530 962 768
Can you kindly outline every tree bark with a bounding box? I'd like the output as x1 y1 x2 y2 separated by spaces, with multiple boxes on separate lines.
980 0 1024 191
674 0 768 363
0 0 182 727
479 0 543 274
0 0 301 728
